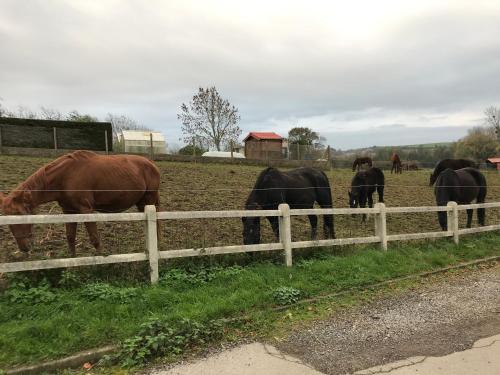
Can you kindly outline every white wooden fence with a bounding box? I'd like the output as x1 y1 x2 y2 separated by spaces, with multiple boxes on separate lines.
1 201 500 283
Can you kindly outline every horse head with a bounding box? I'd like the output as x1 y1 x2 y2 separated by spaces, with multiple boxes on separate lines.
348 189 359 209
0 190 35 252
242 202 261 245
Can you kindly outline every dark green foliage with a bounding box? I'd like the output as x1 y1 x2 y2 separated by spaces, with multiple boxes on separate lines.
272 286 303 305
79 283 139 303
160 265 244 286
0 117 112 151
3 279 56 305
107 317 224 367
178 144 205 156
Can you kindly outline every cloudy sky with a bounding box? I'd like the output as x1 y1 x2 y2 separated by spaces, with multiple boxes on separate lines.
1 0 499 149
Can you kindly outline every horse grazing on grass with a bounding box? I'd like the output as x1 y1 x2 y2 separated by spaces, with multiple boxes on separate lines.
348 167 385 221
429 159 478 186
242 167 335 244
0 151 160 258
434 167 486 230
352 157 373 172
391 153 402 174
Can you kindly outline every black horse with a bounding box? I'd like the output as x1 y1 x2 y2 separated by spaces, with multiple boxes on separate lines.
434 167 486 230
242 167 335 244
352 157 373 172
348 167 385 221
429 159 477 186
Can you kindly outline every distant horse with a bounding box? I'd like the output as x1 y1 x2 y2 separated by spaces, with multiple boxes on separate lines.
348 167 385 221
434 167 486 230
242 167 335 244
402 162 419 171
352 157 373 172
0 151 160 257
429 159 478 186
391 153 402 174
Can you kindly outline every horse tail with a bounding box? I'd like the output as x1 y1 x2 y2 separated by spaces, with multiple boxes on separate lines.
315 170 335 238
465 168 487 225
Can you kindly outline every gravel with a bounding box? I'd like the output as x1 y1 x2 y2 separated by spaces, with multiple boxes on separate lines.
276 263 500 375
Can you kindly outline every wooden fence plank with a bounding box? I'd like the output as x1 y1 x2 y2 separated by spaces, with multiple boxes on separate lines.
458 224 500 235
291 236 380 249
0 212 145 225
0 253 147 273
386 231 452 241
159 243 283 259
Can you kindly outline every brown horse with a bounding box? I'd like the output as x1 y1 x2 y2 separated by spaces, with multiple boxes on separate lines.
352 157 373 172
0 151 160 257
391 153 402 174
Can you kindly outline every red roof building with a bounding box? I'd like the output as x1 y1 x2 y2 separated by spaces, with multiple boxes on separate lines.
244 132 284 160
487 157 500 170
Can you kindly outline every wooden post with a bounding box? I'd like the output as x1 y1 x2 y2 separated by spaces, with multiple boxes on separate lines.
149 132 154 160
447 201 459 245
327 145 331 170
374 202 387 250
230 140 234 159
278 203 293 267
104 130 109 155
296 143 300 160
53 127 58 150
192 137 196 158
0 126 3 154
145 205 159 283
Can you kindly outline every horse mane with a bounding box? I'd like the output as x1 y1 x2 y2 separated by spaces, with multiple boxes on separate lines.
245 167 276 208
15 151 98 193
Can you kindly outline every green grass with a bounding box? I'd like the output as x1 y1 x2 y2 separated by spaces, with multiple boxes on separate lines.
1 232 500 369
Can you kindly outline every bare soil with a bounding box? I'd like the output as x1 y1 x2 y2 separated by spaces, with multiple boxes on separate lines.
2 155 500 264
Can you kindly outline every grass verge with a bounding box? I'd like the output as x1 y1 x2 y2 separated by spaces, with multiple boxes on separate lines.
1 232 500 370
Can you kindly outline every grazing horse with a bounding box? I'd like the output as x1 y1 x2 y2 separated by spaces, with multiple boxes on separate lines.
434 167 486 230
352 157 373 172
429 158 477 186
242 167 335 244
348 167 385 221
391 153 402 174
0 151 160 257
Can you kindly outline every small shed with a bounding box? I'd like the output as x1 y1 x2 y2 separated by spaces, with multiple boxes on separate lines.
487 157 500 171
243 132 283 160
120 131 166 154
202 151 245 158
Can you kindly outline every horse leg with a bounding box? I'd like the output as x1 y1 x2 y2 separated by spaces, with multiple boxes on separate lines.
478 207 486 226
84 222 102 254
377 185 385 203
466 209 473 228
308 215 318 240
65 222 77 257
267 216 280 241
323 214 335 239
367 194 374 220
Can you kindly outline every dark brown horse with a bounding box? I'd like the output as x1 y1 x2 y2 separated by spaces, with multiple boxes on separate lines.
391 153 402 174
0 151 160 257
429 159 477 186
352 157 373 172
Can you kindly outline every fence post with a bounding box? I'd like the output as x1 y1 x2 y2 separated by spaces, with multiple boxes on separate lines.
447 201 459 245
374 202 387 250
0 126 3 154
53 127 58 151
145 205 159 283
149 132 154 160
278 203 293 267
104 130 109 155
327 146 331 170
230 140 234 159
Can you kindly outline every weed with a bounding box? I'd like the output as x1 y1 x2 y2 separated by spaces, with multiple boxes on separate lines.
79 283 139 303
272 286 303 305
105 317 224 368
3 279 56 305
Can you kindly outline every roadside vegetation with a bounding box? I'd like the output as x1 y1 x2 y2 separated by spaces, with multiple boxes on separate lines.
1 232 499 370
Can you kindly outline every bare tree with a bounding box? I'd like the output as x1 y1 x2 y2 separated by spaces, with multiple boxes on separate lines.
40 106 62 120
16 106 37 119
105 113 150 138
178 87 241 151
485 106 500 138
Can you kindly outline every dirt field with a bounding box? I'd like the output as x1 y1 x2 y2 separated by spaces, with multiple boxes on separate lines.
1 155 500 263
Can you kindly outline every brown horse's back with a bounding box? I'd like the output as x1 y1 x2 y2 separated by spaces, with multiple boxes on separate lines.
48 151 160 213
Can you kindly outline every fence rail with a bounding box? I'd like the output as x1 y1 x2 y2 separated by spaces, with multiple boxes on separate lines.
1 201 500 283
